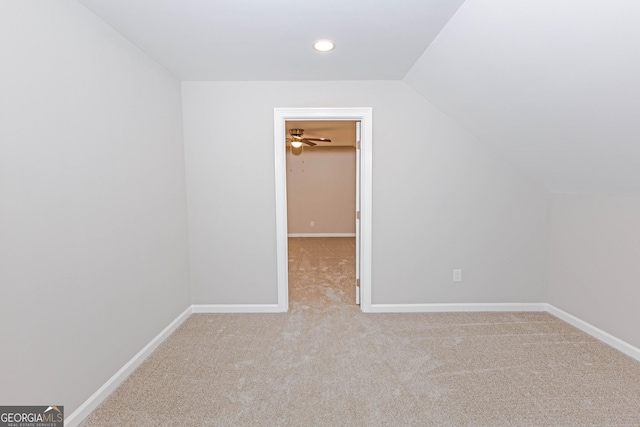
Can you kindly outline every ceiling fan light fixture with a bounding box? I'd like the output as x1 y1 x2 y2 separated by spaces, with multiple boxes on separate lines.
313 39 335 52
291 141 303 148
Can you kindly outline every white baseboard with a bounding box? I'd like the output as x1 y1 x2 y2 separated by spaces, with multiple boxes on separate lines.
288 233 356 237
64 306 193 427
192 304 284 313
367 303 548 313
546 304 640 362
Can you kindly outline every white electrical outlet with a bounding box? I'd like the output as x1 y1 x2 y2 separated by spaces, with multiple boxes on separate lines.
453 269 462 282
310 221 315 227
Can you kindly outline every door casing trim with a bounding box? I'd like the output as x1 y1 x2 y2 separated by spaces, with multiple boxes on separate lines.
273 107 373 311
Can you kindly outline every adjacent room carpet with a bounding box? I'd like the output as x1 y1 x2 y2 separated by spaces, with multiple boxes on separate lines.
81 237 640 426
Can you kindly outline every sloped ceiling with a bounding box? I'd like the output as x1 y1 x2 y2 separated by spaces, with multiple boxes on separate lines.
78 0 640 194
77 0 464 80
405 0 640 193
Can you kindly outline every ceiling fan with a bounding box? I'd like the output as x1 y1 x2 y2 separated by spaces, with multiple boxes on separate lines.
287 128 331 147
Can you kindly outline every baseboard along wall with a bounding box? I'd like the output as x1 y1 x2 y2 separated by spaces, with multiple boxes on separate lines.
288 233 356 238
367 302 548 313
546 304 640 362
66 302 640 426
64 306 193 427
192 304 282 313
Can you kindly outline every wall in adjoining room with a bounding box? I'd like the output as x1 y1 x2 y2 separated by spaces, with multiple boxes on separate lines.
287 146 356 235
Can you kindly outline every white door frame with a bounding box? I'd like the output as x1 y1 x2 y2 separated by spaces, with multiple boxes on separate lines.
274 107 373 312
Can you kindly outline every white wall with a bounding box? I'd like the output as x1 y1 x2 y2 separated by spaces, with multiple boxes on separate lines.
182 81 549 305
0 1 190 415
287 147 356 235
404 0 640 194
549 194 640 349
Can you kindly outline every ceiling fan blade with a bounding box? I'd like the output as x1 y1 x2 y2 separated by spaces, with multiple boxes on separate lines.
303 140 317 146
303 138 331 143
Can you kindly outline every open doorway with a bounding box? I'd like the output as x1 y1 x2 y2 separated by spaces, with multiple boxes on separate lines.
285 121 357 308
274 108 373 312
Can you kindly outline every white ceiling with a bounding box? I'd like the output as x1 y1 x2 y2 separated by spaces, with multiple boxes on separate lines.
405 0 640 193
78 0 465 81
78 0 640 193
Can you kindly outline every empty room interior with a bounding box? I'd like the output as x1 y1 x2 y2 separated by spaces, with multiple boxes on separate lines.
2 1 640 425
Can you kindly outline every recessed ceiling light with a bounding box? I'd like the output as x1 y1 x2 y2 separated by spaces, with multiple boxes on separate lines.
313 39 335 52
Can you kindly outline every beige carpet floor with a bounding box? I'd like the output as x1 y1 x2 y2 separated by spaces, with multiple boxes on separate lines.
81 237 640 426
